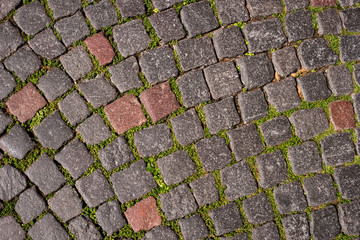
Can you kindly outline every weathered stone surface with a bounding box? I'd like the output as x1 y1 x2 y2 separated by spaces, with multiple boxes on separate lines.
272 47 301 77
28 213 69 240
353 93 360 123
318 9 342 35
252 222 280 240
84 0 117 30
282 213 310 240
68 215 102 240
0 164 27 201
338 200 360 236
326 65 353 96
354 63 360 85
302 174 337 207
311 0 336 7
85 32 115 66
238 89 268 123
311 205 341 240
143 226 178 240
29 29 66 60
288 141 323 175
0 110 12 135
274 181 307 214
320 132 355 166
260 116 292 147
209 202 243 235
96 200 126 235
340 8 360 32
58 91 91 126
116 0 145 18
285 10 314 42
329 101 355 131
60 46 93 81
297 72 331 102
190 174 219 207
15 187 46 223
0 0 21 20
76 114 112 145
0 63 16 101
152 0 182 10
179 214 209 240
215 0 249 25
0 21 24 61
0 215 26 240
38 68 73 102
247 0 283 17
243 193 274 225
213 26 247 59
334 164 360 200
48 0 81 19
340 35 360 62
283 0 309 11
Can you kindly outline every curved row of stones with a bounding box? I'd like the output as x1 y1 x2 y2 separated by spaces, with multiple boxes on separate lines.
0 0 360 239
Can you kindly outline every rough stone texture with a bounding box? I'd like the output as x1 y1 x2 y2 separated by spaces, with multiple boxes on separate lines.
38 68 73 102
68 215 102 240
152 0 182 10
274 181 307 214
338 201 360 236
243 193 274 225
340 35 360 62
340 8 360 32
326 65 353 97
252 222 280 240
285 10 314 42
0 0 21 20
76 114 112 145
15 187 46 223
302 174 337 207
0 215 26 240
179 214 209 240
48 0 81 19
29 29 66 60
96 201 126 235
334 164 360 200
215 0 249 25
110 160 157 203
311 205 341 240
116 0 144 18
320 132 355 166
209 202 243 236
84 0 117 30
272 47 301 77
143 226 178 240
329 101 355 131
0 63 16 101
58 91 91 126
0 164 27 201
212 26 247 59
311 0 337 7
353 93 360 123
0 21 24 61
297 72 331 102
190 174 219 207
283 0 309 11
318 9 342 35
0 110 12 135
282 213 310 240
28 213 69 240
288 141 323 175
238 89 269 123
247 0 283 17
339 0 360 6
354 64 360 85
85 32 115 66
60 46 94 81
195 136 232 172
260 116 292 147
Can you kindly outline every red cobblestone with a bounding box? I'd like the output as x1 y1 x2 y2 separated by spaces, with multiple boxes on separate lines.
310 0 337 7
329 100 355 131
84 32 115 66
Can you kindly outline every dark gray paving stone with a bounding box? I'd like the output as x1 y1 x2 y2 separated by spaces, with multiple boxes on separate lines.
215 0 249 26
110 160 157 203
243 193 274 225
159 184 197 221
76 114 112 145
311 205 341 240
68 215 102 240
297 72 331 102
33 111 74 150
170 109 204 146
204 61 242 99
29 213 69 240
48 0 81 19
340 35 360 62
4 46 41 81
140 46 178 84
96 200 126 236
326 65 353 96
75 169 114 207
148 8 185 44
174 36 217 71
212 26 247 59
58 91 91 126
54 11 90 47
152 0 182 10
13 1 51 35
0 21 24 61
180 1 219 37
220 233 249 240
84 0 117 30
116 0 145 18
179 214 209 240
134 123 173 158
247 0 283 17
257 150 288 189
0 164 26 201
334 164 360 200
227 123 264 161
176 69 211 108
48 185 83 222
195 136 232 172
0 0 21 20
283 0 309 11
272 47 301 77
339 0 360 6
285 10 314 42
282 213 310 240
260 116 292 147
25 154 66 195
338 200 360 236
15 187 46 224
221 161 257 201
237 89 268 123
320 132 355 166
209 202 242 236
189 173 219 207
0 110 12 135
0 124 35 159
289 108 329 141
143 226 178 240
0 215 26 240
354 63 360 85
288 141 323 175
243 18 287 53
302 174 337 207
0 63 16 101
113 19 151 58
38 68 73 101
298 38 339 70
274 181 307 214
203 97 241 134
252 222 280 240
236 53 274 90
318 9 342 35
60 46 93 81
29 29 66 60
340 8 360 32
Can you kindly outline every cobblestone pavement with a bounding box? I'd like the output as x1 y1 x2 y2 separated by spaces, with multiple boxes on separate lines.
0 0 360 239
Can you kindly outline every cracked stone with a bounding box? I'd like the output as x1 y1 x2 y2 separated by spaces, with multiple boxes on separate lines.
28 213 69 240
288 141 323 175
212 26 247 59
60 46 94 81
84 0 118 30
302 174 337 207
209 202 243 236
0 164 27 201
274 180 308 214
76 114 112 145
15 187 46 224
190 173 219 207
96 200 126 235
58 91 91 126
237 89 269 123
320 132 355 166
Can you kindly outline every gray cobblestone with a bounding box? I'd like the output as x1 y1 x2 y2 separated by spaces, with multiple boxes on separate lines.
0 164 27 201
302 174 337 207
285 10 314 42
238 89 268 123
29 29 66 60
179 214 209 240
212 26 247 59
243 192 274 225
15 187 46 223
260 116 292 147
288 141 323 175
29 213 69 240
0 215 26 240
209 202 243 236
318 9 342 35
84 0 117 30
274 181 307 214
60 46 93 81
96 200 126 235
58 91 91 126
334 164 360 200
215 0 249 25
320 132 355 166
338 200 360 236
76 114 112 145
0 21 24 61
311 205 341 240
190 173 219 207
282 213 310 240
272 47 301 77
68 215 102 240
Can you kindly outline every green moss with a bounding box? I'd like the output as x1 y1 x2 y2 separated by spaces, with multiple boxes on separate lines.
324 34 340 55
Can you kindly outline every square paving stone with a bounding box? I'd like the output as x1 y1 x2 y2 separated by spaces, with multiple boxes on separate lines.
33 111 74 149
116 0 145 18
354 63 360 85
152 0 182 10
252 222 280 240
54 11 90 47
320 132 355 166
0 215 26 240
139 81 179 123
0 164 27 201
48 0 81 19
96 200 126 235
209 202 243 236
302 174 337 207
243 18 287 53
0 21 24 61
60 46 94 81
110 160 157 203
282 213 310 240
204 61 242 100
0 63 16 101
29 29 66 60
15 187 46 224
289 108 329 141
68 215 102 240
105 94 146 134
13 1 51 35
0 110 12 135
260 116 292 147
298 38 339 70
77 114 112 145
176 69 211 108
179 214 209 240
338 200 360 236
334 164 360 200
4 45 42 82
272 47 301 77
329 101 355 131
297 72 331 102
134 123 173 158
143 226 178 240
109 56 143 93
256 150 288 189
283 0 309 11
212 26 247 59
221 161 257 201
238 89 269 123
113 19 151 58
243 193 274 225
25 154 66 195
340 8 360 32
340 35 360 62
58 91 91 126
247 0 283 17
189 173 219 206
0 124 35 159
28 213 69 240
38 68 73 101
285 10 314 42
158 150 196 185
85 32 115 66
84 0 117 30
48 185 83 222
288 141 323 175
140 46 178 84
98 136 134 172
310 205 341 240
215 0 249 26
236 53 274 90
326 65 353 96
0 0 21 20
203 97 241 134
75 169 114 207
311 0 337 6
55 138 95 179
318 9 342 35
227 123 264 161
159 184 198 221
174 36 217 71
273 180 307 214
170 109 204 146
148 8 185 44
